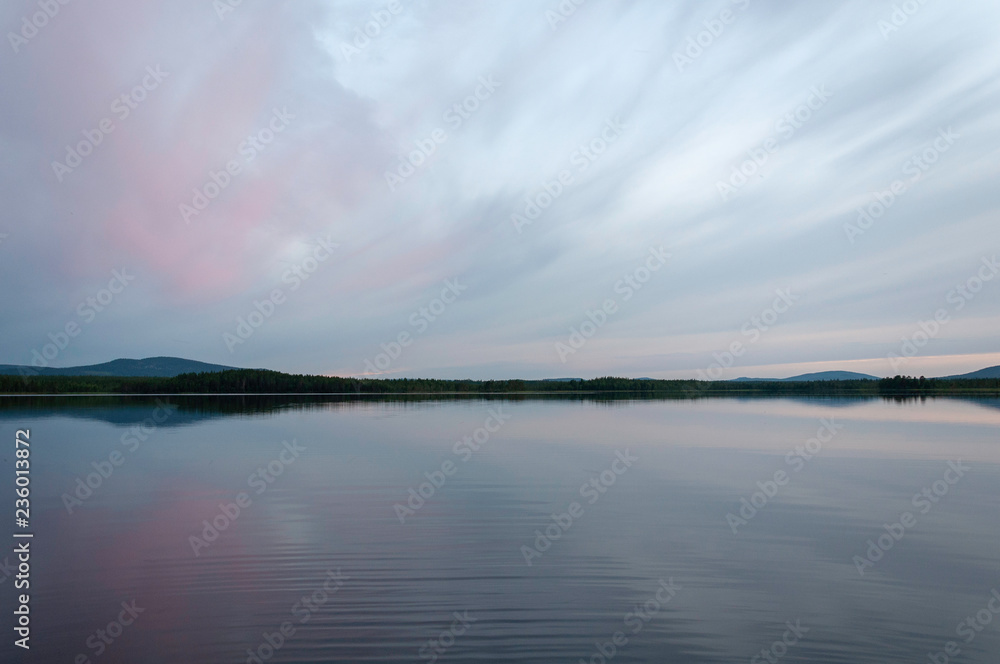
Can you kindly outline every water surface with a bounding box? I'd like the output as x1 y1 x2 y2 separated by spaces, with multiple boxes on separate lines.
2 395 998 663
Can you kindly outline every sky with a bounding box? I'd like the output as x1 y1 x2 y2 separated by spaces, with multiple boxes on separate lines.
1 0 999 380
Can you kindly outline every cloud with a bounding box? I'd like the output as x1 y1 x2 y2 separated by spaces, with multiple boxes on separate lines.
2 0 999 378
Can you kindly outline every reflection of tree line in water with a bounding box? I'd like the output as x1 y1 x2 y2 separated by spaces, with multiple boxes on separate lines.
1 369 999 399
1 389 997 429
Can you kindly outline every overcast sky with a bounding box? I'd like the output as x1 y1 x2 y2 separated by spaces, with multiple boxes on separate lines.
2 0 999 379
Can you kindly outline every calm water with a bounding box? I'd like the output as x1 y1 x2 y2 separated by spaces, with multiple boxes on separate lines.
1 395 999 663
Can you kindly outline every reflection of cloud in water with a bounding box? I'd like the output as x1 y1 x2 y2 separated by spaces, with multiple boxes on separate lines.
4 397 1000 662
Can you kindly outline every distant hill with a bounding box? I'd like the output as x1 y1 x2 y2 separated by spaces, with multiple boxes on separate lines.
734 371 879 382
944 365 1000 380
2 357 995 384
782 371 880 381
0 356 239 378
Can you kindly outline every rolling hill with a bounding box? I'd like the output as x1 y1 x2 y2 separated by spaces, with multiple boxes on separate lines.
0 356 239 378
734 371 879 382
944 365 1000 380
2 357 997 383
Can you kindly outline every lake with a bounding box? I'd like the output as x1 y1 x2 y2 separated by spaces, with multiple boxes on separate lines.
2 395 999 663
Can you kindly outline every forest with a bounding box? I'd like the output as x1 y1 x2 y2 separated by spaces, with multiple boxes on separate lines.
2 370 999 397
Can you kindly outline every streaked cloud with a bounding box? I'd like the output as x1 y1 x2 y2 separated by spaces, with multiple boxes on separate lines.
2 0 998 379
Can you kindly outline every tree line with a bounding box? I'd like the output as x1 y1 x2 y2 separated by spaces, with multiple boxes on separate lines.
1 369 998 396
